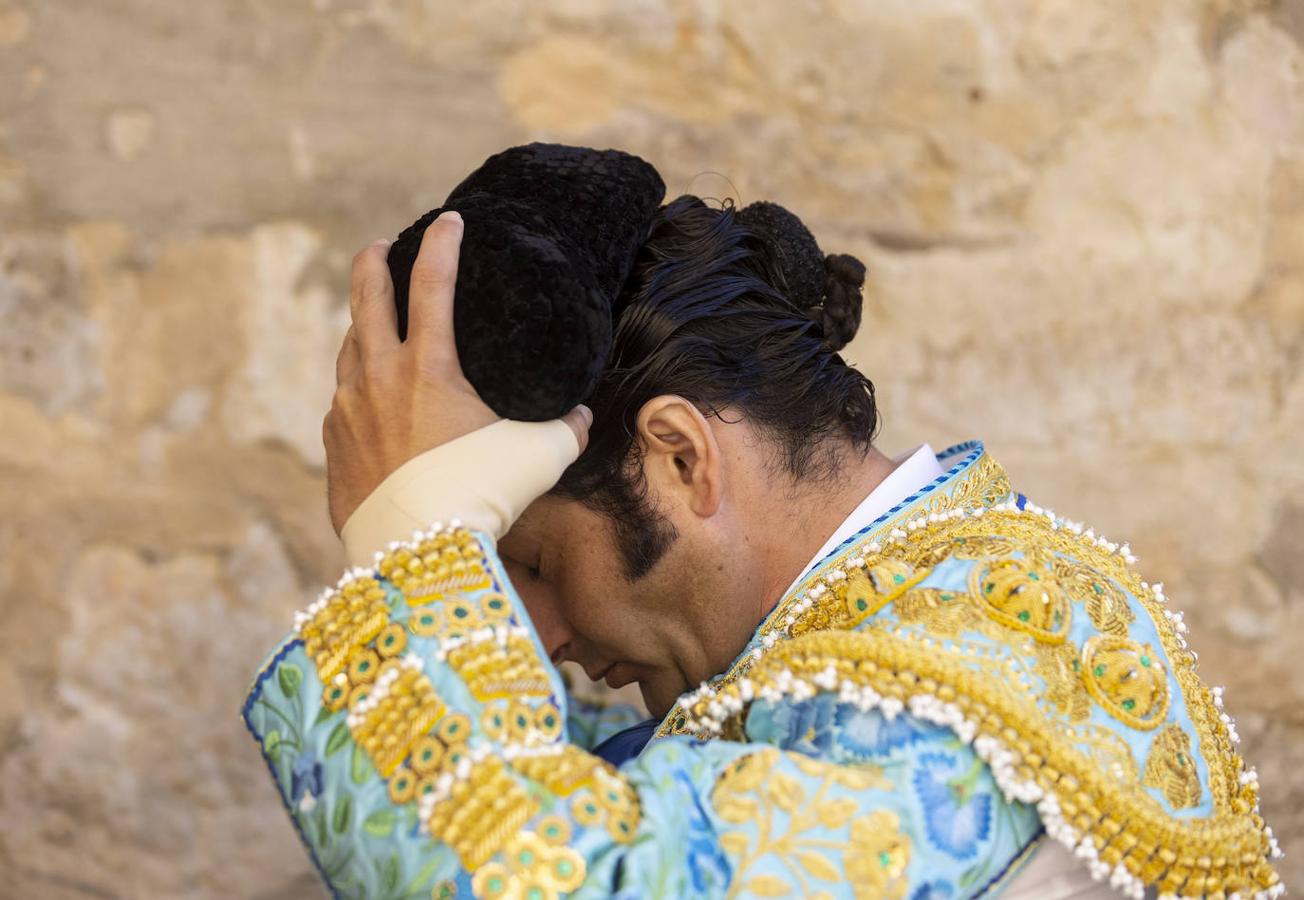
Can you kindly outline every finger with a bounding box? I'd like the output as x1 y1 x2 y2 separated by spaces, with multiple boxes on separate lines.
350 239 399 359
560 404 593 455
407 210 463 366
335 324 360 385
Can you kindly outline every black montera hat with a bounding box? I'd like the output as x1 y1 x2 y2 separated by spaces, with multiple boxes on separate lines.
386 143 666 421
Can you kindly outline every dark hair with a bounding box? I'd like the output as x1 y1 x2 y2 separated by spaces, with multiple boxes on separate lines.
551 194 879 580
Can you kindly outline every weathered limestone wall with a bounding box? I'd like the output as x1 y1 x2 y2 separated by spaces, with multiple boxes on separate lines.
1 1 1300 896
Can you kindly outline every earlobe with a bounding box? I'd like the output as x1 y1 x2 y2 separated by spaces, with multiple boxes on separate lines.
635 396 723 518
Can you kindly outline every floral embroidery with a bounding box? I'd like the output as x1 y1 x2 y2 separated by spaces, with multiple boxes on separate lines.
909 880 954 899
911 752 993 860
289 748 324 812
675 771 732 895
711 748 896 898
846 810 912 900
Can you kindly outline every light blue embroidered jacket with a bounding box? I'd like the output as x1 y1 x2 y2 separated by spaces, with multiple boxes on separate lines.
243 442 1279 899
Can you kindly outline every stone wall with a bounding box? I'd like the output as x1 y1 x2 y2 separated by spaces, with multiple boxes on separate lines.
1 1 1299 896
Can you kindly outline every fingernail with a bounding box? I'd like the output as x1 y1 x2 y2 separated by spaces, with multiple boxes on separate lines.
371 238 392 248
439 210 462 223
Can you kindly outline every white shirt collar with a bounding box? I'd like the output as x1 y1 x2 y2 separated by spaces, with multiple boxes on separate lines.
781 443 944 597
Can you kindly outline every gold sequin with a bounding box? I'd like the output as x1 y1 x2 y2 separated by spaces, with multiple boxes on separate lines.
375 622 408 658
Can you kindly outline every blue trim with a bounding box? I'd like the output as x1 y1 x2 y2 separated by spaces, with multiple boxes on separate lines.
807 441 986 573
241 637 343 900
1016 493 1028 510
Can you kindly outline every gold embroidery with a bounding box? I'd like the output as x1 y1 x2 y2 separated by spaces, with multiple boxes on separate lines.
969 555 1070 644
692 626 1277 896
1032 642 1092 723
893 587 980 639
469 829 585 899
1055 560 1133 637
792 562 930 639
427 755 539 871
379 530 492 606
711 748 903 899
300 576 390 683
447 635 552 701
1080 635 1169 730
352 665 446 776
846 810 912 900
659 466 1279 896
659 447 1012 737
1144 724 1202 810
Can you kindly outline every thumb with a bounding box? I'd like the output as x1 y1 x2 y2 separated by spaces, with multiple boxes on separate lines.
560 404 593 456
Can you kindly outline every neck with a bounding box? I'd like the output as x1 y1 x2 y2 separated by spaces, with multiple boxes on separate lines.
750 445 902 624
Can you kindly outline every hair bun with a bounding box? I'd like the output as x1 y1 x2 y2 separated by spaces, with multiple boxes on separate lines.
820 252 866 352
735 200 867 352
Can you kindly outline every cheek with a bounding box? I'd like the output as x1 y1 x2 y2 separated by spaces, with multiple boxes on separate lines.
501 558 571 656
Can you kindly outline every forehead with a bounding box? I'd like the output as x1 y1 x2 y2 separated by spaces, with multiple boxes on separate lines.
501 493 609 557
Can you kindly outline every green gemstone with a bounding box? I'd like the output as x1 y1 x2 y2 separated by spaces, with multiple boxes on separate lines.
546 825 559 838
893 573 905 584
1028 571 1039 581
527 890 543 900
519 851 534 866
454 607 468 619
879 851 891 868
448 722 459 733
1093 582 1104 595
544 715 556 728
488 877 503 893
1122 698 1136 711
941 593 953 601
383 635 394 646
855 598 868 612
557 860 573 876
358 660 369 671
1177 754 1187 766
421 615 433 625
1017 610 1031 622
1140 655 1151 667
985 582 994 594
1094 664 1106 678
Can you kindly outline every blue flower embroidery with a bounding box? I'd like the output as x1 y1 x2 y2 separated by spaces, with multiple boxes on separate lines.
674 771 731 893
910 880 955 900
290 749 323 811
751 697 835 757
833 704 931 759
912 752 992 860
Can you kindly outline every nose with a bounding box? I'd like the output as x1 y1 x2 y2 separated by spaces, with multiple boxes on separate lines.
500 558 574 661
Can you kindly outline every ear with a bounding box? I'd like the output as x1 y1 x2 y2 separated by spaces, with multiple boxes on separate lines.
635 396 723 518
